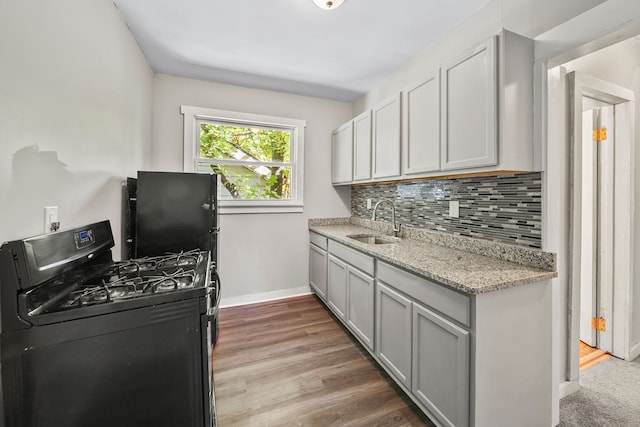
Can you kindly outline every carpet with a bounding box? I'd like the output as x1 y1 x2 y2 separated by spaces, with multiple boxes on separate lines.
559 356 640 426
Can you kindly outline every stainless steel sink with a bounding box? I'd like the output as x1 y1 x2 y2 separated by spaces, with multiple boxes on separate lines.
347 234 400 245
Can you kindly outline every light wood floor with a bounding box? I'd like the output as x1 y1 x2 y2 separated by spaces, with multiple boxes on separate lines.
212 294 433 426
579 341 611 371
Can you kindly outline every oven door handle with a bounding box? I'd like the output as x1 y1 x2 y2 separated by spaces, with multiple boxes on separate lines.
213 270 221 305
208 269 221 317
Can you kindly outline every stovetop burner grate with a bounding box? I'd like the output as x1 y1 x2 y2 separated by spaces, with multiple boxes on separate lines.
115 249 201 275
25 249 208 315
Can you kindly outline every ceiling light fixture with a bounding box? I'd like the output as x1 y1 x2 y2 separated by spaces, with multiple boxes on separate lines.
313 0 344 10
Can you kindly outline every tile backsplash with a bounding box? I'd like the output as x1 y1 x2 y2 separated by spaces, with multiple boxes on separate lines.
351 172 542 248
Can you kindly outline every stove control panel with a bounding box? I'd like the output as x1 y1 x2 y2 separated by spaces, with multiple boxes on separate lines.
74 228 95 249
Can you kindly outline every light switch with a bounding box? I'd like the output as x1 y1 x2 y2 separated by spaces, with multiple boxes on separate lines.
449 201 459 218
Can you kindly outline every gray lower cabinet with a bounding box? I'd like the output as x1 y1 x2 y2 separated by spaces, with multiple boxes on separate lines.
311 235 552 426
346 266 374 350
376 281 412 389
378 260 471 427
412 301 470 427
321 241 472 426
326 240 375 351
309 244 327 301
327 254 348 320
309 232 328 301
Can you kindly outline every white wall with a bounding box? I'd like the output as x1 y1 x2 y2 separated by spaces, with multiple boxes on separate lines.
562 38 640 351
151 74 351 305
353 0 605 113
0 0 153 256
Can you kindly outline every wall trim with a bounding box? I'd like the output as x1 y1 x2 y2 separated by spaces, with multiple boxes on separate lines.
220 286 312 308
630 343 640 361
559 380 580 399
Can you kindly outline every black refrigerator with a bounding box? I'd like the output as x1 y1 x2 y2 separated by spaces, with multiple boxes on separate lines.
132 171 218 263
126 171 221 347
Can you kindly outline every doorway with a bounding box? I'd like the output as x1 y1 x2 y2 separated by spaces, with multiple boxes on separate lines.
578 100 616 371
567 71 635 385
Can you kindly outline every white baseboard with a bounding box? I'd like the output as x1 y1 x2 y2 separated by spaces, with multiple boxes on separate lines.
220 286 312 308
630 342 640 361
559 380 580 399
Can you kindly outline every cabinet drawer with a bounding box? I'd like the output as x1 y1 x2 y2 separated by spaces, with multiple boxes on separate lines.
309 231 328 250
378 261 471 328
328 240 374 276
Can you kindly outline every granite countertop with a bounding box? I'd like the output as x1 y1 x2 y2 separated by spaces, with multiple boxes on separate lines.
309 218 558 295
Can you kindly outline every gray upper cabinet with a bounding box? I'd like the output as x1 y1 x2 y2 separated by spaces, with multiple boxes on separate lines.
372 93 402 180
331 121 353 185
441 30 535 173
441 36 497 171
331 29 535 186
352 110 372 182
402 72 441 175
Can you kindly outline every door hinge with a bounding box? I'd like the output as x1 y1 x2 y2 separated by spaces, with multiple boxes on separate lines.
592 316 606 331
593 128 607 141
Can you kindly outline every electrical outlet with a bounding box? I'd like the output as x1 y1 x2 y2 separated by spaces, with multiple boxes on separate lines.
449 201 460 218
366 198 372 209
45 206 59 233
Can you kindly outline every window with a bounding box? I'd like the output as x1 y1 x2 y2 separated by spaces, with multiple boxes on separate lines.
182 106 306 214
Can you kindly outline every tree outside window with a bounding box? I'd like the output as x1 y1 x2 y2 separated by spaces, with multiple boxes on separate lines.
198 123 292 201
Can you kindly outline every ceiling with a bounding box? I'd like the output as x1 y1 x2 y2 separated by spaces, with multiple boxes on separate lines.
113 0 490 102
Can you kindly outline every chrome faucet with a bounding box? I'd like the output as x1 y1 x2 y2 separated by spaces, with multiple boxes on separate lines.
371 199 401 237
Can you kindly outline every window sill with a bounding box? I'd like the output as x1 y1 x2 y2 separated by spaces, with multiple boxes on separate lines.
219 204 304 215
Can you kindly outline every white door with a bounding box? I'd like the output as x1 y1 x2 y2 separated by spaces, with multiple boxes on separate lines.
579 101 615 353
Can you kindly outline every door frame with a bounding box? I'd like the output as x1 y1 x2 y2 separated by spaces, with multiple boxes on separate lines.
567 72 635 376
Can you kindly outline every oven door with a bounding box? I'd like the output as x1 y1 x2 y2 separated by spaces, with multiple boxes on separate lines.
1 299 207 427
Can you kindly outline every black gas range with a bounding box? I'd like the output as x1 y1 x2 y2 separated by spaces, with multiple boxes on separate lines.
0 220 217 426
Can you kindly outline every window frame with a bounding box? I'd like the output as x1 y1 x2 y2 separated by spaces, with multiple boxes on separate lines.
181 105 306 214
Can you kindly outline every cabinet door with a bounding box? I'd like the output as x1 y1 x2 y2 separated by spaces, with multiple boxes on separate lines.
327 255 348 320
372 93 402 179
309 244 327 301
353 110 372 182
331 121 353 184
346 267 375 350
376 281 412 389
412 302 469 427
403 73 440 175
441 37 497 171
